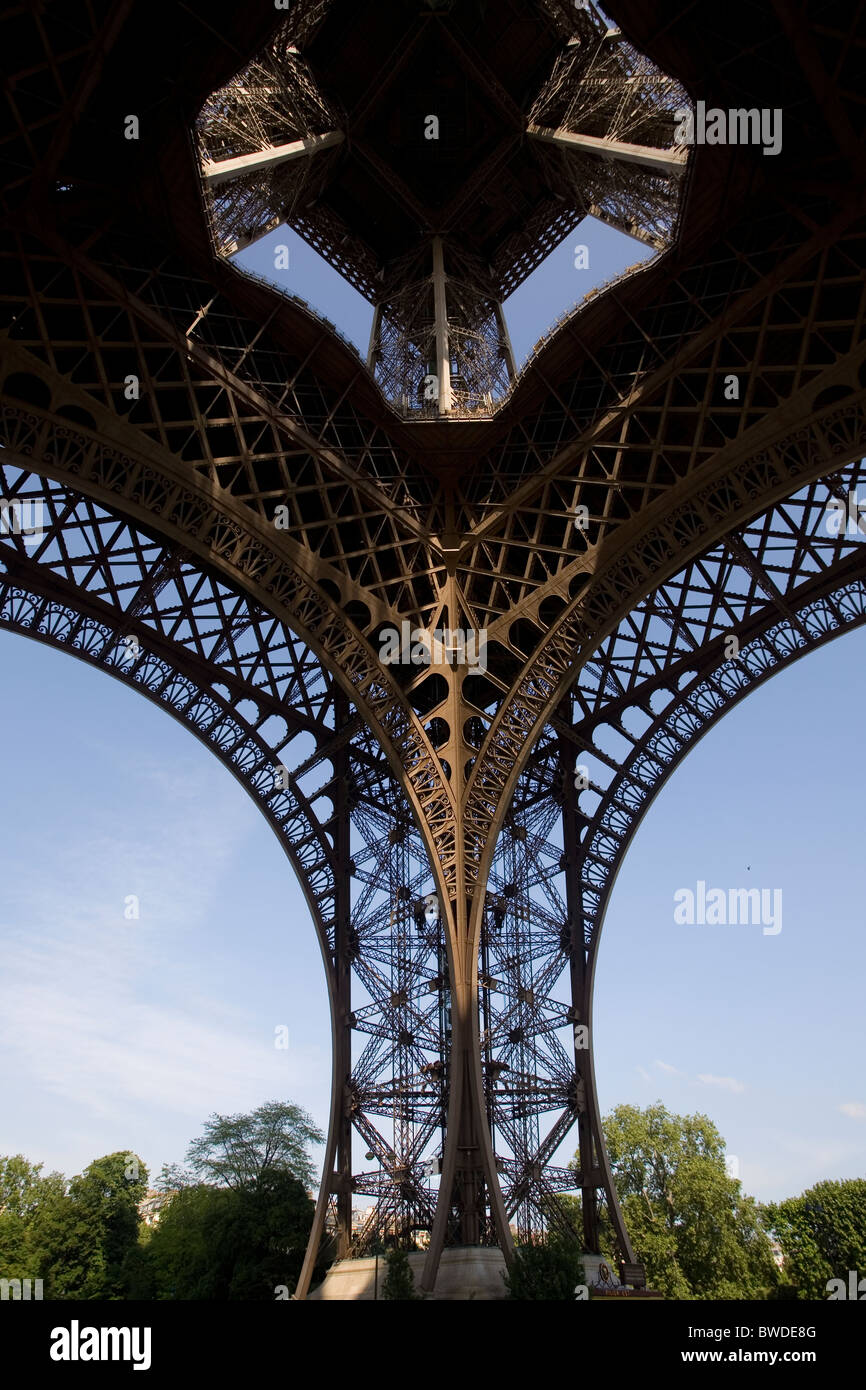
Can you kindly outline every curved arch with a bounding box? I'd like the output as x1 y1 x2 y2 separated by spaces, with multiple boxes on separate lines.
0 467 454 1293
465 381 866 903
6 0 866 1297
418 426 866 1271
577 571 866 1251
570 467 866 952
0 470 346 924
486 459 866 1253
0 388 455 886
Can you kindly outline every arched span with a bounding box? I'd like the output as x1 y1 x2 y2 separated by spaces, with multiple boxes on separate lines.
0 466 347 936
0 464 460 1292
566 460 866 954
485 459 866 1249
4 458 866 1274
0 467 358 1294
0 388 455 888
5 206 866 907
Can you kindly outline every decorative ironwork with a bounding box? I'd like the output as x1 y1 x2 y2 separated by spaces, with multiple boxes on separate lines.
195 1 688 415
1 0 865 1300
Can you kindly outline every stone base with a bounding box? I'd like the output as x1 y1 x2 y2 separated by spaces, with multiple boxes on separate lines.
307 1246 509 1301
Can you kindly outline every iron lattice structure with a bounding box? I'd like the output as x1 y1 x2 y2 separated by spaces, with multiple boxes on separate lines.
196 0 688 415
1 0 866 1296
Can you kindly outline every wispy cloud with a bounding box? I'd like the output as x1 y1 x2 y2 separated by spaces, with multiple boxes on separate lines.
654 1059 682 1075
697 1073 745 1094
0 755 328 1134
644 1060 745 1094
840 1101 866 1120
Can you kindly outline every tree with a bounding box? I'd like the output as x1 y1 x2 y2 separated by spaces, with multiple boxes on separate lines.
381 1248 421 1300
184 1100 323 1191
504 1239 585 1300
0 1155 65 1281
22 1151 147 1299
573 1103 779 1300
0 1154 58 1216
767 1179 866 1300
143 1186 226 1299
145 1170 317 1299
154 1162 190 1193
74 1152 148 1295
26 1181 102 1299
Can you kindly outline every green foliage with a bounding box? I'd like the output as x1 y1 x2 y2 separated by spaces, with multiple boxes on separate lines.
0 1098 326 1303
141 1186 223 1299
144 1169 316 1299
576 1103 779 1300
0 1156 66 1283
380 1247 421 1300
155 1161 190 1193
184 1100 324 1191
504 1238 585 1300
0 1154 59 1217
71 1152 148 1297
13 1151 147 1299
767 1179 866 1300
26 1184 103 1299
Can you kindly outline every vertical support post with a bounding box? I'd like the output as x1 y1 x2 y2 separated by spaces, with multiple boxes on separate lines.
419 573 514 1290
294 692 355 1298
332 687 354 1257
366 303 381 372
495 300 517 383
431 236 452 416
559 716 636 1264
561 737 599 1252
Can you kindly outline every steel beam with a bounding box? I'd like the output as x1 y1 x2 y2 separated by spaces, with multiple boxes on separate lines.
527 122 688 175
201 130 344 187
431 236 452 417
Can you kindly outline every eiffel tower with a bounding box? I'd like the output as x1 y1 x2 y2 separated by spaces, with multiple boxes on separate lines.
1 0 865 1298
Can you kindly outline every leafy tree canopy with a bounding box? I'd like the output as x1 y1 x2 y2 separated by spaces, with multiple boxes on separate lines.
0 1102 329 1303
144 1169 316 1299
0 1154 64 1217
184 1100 324 1191
767 1179 866 1300
0 1155 66 1281
571 1103 779 1300
22 1151 147 1299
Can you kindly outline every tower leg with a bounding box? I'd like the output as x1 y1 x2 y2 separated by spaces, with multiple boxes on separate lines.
419 890 514 1292
561 727 635 1264
295 691 354 1296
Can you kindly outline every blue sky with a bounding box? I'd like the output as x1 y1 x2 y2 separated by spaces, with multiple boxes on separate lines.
1 218 863 1209
235 213 654 366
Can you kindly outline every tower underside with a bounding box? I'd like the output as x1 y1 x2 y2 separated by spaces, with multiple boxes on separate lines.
195 0 687 416
1 0 865 1297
